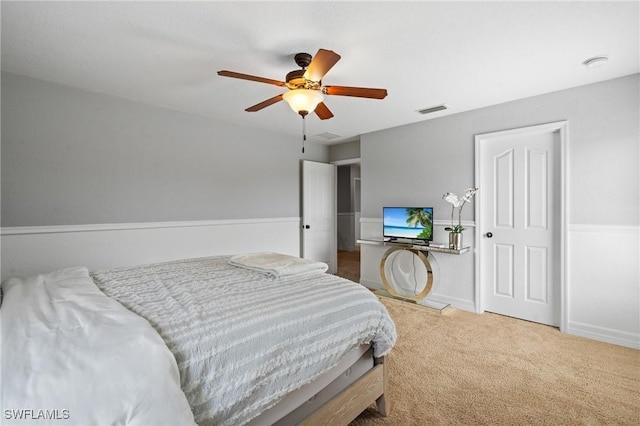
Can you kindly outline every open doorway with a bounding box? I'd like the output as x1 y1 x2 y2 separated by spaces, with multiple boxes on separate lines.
335 161 361 282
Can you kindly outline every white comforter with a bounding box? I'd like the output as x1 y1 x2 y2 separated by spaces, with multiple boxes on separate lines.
91 255 397 426
1 267 195 426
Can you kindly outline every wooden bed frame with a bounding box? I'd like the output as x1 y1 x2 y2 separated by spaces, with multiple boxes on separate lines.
301 356 389 425
247 344 390 426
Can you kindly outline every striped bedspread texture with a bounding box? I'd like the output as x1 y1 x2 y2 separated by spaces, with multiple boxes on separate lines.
91 255 396 426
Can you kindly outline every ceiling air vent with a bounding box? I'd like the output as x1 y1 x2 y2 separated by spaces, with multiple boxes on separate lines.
314 132 341 140
417 104 448 115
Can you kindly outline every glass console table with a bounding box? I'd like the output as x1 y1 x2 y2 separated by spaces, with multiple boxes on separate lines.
357 237 470 254
357 238 469 307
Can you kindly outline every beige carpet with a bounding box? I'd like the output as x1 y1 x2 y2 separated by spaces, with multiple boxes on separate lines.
351 297 640 425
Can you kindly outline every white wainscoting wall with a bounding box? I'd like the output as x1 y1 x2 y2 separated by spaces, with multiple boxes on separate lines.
1 218 301 281
566 224 639 349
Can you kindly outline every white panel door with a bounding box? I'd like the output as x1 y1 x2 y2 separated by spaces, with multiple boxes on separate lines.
478 124 563 326
302 160 337 273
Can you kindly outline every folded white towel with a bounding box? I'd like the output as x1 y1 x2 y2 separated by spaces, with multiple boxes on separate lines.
229 252 328 278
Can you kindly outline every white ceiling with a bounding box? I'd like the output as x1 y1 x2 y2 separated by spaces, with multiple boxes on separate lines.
2 1 638 144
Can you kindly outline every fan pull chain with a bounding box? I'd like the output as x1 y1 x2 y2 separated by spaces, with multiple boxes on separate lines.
302 115 306 153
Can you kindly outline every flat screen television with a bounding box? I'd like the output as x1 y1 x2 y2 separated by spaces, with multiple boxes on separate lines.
383 207 434 242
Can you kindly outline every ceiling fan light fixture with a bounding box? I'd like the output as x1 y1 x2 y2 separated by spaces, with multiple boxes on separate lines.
282 89 324 116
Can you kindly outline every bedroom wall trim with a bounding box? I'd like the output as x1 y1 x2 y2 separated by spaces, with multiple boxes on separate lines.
359 217 476 234
1 217 299 235
331 157 361 166
1 218 302 281
566 224 639 234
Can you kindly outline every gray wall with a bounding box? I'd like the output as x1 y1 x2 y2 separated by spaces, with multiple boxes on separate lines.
360 73 639 347
362 74 639 226
1 72 329 226
330 139 360 162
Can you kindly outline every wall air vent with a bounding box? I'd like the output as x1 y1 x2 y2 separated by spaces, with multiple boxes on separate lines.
417 104 449 115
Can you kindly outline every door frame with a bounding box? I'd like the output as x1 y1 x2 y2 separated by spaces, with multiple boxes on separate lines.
332 157 361 250
474 121 569 332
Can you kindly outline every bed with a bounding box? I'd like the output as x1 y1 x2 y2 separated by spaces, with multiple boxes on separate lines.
1 252 396 425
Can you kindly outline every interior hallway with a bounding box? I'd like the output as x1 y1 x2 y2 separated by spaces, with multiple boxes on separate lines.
336 248 360 283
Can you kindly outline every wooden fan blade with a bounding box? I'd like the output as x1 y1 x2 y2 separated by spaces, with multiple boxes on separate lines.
245 94 284 112
324 85 388 99
304 49 341 82
218 70 286 87
314 102 334 120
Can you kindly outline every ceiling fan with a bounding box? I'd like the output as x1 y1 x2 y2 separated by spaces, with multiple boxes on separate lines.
217 49 388 120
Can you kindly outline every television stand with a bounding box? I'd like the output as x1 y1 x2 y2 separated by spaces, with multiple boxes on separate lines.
357 238 470 306
386 238 429 245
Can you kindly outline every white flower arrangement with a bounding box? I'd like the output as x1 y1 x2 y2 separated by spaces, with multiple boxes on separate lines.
442 187 478 234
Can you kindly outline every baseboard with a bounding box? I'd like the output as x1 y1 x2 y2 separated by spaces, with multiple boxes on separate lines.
360 279 476 312
360 279 384 290
423 292 476 312
567 321 640 350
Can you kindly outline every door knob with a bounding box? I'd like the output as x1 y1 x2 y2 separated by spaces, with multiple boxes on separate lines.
305 225 310 229
486 232 493 238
